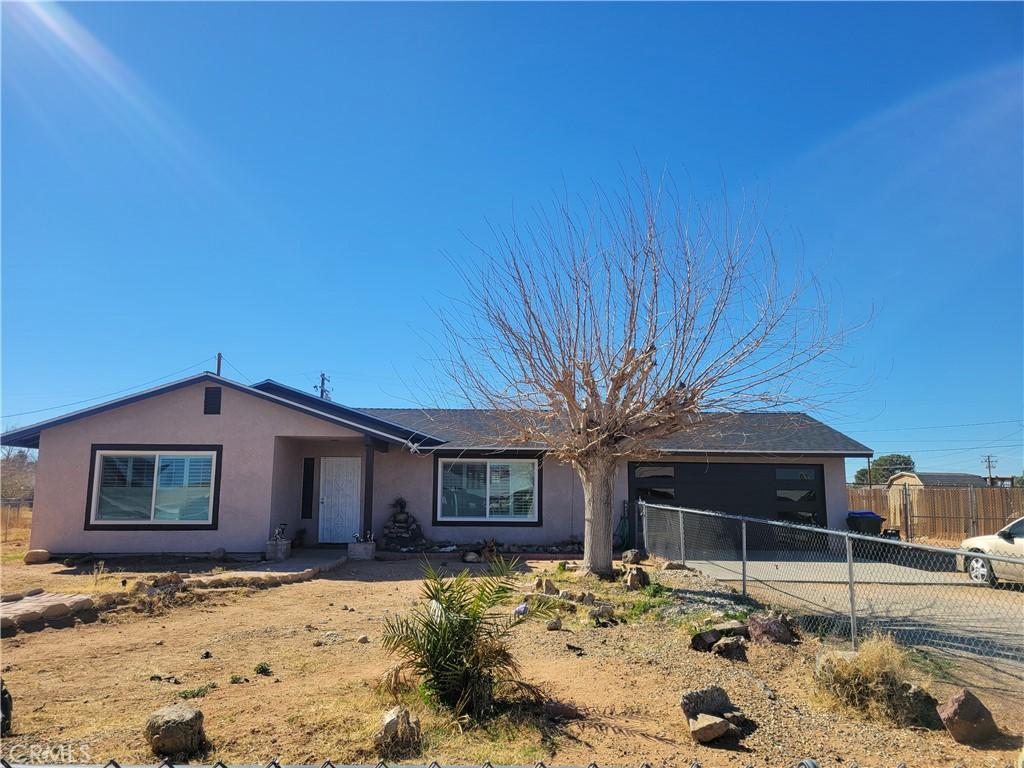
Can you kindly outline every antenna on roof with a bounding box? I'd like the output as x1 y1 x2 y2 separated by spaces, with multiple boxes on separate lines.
315 371 332 401
216 352 223 377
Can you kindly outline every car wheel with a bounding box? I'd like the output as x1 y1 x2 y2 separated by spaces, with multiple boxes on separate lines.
967 553 996 586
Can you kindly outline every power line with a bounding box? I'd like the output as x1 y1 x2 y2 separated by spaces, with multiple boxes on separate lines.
1 356 216 420
219 355 252 384
842 418 1023 432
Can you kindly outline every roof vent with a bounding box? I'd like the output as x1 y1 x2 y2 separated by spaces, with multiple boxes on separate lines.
203 386 222 415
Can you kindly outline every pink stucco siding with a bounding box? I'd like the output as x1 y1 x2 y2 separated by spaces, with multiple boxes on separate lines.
32 382 363 554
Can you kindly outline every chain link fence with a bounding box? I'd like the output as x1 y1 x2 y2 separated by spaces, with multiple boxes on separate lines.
640 502 1024 662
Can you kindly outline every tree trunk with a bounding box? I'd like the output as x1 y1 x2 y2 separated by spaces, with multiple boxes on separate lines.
578 458 616 575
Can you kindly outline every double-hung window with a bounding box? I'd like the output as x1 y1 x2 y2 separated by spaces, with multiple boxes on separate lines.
438 458 538 523
89 447 219 526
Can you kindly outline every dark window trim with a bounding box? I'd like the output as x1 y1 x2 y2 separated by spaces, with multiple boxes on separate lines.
431 450 544 527
84 443 222 531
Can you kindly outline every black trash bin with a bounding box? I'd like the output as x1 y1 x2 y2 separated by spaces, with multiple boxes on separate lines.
847 510 884 535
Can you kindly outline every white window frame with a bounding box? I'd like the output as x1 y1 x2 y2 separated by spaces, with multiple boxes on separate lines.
437 458 538 523
89 449 218 525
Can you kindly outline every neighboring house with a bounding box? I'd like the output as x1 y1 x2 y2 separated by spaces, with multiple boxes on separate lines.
885 472 990 489
0 373 872 556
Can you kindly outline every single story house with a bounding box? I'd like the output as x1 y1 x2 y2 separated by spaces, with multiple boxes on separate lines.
1 373 872 556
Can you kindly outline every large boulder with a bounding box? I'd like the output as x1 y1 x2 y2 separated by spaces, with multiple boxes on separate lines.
373 706 421 758
747 613 795 644
23 550 50 565
621 549 642 565
145 703 206 758
937 688 999 744
712 620 749 638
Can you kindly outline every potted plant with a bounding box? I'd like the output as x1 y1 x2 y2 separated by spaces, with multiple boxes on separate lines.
349 531 376 560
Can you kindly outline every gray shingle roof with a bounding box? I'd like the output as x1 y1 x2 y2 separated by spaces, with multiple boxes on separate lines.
356 407 872 456
912 472 990 488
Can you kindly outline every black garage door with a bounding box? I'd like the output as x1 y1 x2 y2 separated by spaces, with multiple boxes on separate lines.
630 461 826 526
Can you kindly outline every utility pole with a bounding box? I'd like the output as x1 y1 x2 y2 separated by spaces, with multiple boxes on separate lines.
216 352 222 376
982 455 997 484
315 372 332 401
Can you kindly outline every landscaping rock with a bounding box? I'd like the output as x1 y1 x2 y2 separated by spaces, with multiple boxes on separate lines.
0 616 15 631
373 705 421 758
557 589 577 602
23 549 50 565
747 613 794 644
690 629 723 652
712 636 748 662
543 579 559 596
937 688 999 744
621 549 642 565
145 703 206 758
357 635 370 644
680 685 732 719
462 551 480 563
622 566 650 591
579 592 596 605
1 593 23 603
40 602 71 620
200 649 213 659
660 560 689 570
588 604 615 622
533 576 544 592
902 683 942 730
688 713 732 742
712 619 749 638
14 610 42 625
546 617 562 631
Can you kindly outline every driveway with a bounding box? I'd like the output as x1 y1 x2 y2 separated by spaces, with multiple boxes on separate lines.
687 558 1024 664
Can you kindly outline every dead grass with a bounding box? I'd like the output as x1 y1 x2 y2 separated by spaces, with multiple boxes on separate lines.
814 634 932 724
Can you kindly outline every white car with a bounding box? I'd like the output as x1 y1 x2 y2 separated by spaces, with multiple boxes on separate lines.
956 516 1024 586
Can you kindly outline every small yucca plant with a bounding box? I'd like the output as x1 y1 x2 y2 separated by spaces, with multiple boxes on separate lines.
380 557 550 720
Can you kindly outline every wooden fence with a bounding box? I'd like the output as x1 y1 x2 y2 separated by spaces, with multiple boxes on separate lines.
847 485 1023 543
1 498 33 542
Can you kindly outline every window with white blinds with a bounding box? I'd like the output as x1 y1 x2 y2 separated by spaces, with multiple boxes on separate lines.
438 458 537 522
92 450 216 524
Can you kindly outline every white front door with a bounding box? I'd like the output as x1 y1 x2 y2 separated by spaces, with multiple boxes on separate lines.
319 457 362 544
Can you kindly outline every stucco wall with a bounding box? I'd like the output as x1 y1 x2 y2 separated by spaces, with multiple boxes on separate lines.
368 451 585 545
32 383 363 554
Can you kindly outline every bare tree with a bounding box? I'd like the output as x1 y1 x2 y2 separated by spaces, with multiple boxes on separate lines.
442 173 842 575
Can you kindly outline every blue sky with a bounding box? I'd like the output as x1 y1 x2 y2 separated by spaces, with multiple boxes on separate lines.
2 2 1022 480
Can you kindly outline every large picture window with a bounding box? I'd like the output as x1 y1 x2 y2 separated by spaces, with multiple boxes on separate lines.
438 458 538 522
89 447 219 526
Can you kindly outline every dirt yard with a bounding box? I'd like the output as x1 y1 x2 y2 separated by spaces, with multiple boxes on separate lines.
1 556 1022 767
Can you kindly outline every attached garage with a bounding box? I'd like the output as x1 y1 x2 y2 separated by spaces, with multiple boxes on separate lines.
629 461 827 526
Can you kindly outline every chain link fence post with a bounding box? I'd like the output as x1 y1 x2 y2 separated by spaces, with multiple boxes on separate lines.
845 534 858 650
678 508 686 567
741 519 747 597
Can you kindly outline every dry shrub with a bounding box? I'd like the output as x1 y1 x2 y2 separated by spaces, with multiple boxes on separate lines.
815 635 938 727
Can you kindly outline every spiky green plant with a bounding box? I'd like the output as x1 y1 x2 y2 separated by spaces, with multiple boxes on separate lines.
380 558 550 720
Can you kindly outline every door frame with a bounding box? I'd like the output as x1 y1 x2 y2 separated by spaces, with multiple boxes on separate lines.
318 456 362 544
